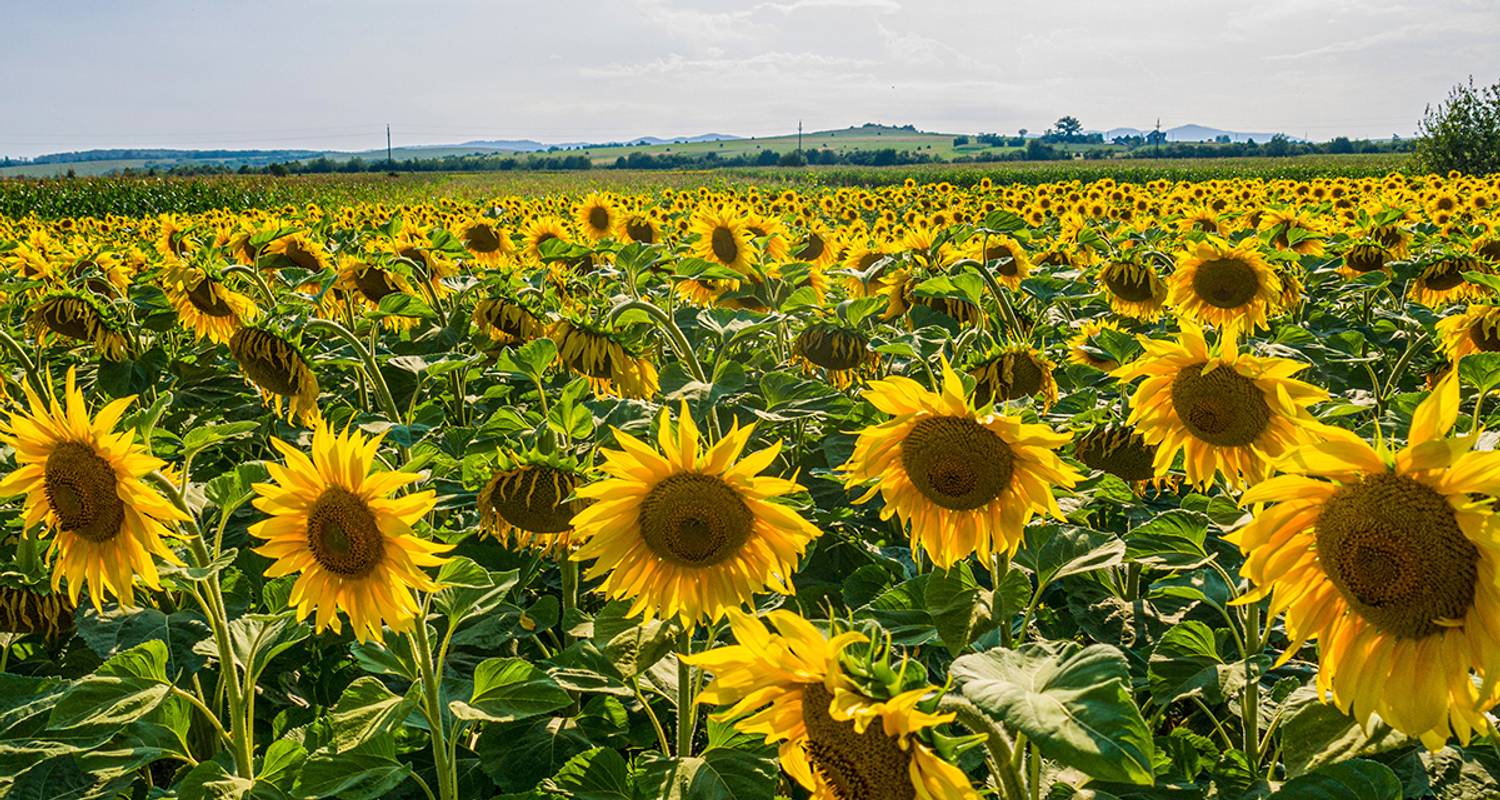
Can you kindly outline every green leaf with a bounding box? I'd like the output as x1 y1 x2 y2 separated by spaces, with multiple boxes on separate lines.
296 740 412 800
1018 525 1126 587
7 756 107 800
95 640 169 682
47 677 170 732
450 657 572 723
329 678 420 753
497 337 558 384
434 558 519 628
1460 352 1500 394
220 613 311 682
1279 686 1412 777
675 257 751 282
925 563 987 655
178 760 255 800
546 746 633 800
479 717 592 791
952 642 1156 785
1268 758 1403 800
592 601 676 679
636 747 779 800
1148 621 1237 706
1126 510 1210 568
181 421 260 460
372 292 434 319
204 461 271 521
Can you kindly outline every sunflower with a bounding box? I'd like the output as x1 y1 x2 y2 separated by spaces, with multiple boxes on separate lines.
1073 424 1159 486
569 404 822 625
29 293 131 360
744 210 791 263
1437 305 1500 361
690 206 755 275
0 369 186 610
522 216 572 263
880 268 983 326
551 318 659 399
1167 237 1282 331
478 452 589 558
793 321 875 389
972 234 1033 290
575 193 619 241
685 609 981 800
0 585 75 640
969 345 1059 410
451 217 515 268
250 420 450 642
1230 372 1500 748
162 262 259 344
263 232 333 273
334 254 420 330
228 327 320 423
841 360 1079 569
1410 253 1488 308
1258 208 1326 256
621 212 661 245
472 295 547 345
1112 324 1328 489
1339 240 1392 278
1067 318 1124 371
794 224 840 268
1096 260 1168 320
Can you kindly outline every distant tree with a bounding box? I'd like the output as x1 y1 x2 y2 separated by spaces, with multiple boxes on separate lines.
1053 116 1083 137
1327 136 1355 154
1214 134 1231 144
778 150 807 167
1017 128 1028 138
952 135 970 146
1264 133 1293 157
1416 76 1500 174
756 149 780 166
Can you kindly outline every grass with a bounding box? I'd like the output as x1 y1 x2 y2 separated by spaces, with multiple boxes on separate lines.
0 153 1414 219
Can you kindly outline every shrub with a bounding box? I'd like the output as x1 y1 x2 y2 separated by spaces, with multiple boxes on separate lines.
1416 77 1500 174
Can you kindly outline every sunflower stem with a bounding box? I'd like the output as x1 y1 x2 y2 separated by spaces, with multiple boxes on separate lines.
635 675 673 756
221 264 276 309
409 616 458 800
0 329 44 394
610 298 722 440
992 551 1014 649
676 640 696 758
560 559 579 647
305 319 404 426
940 695 1027 800
1242 599 1263 767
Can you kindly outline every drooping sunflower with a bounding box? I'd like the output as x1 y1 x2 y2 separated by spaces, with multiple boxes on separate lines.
972 234 1033 290
550 318 659 399
334 255 421 330
29 293 131 360
842 360 1079 569
793 321 875 389
1073 424 1159 487
685 609 981 800
477 452 589 558
1437 304 1500 361
1112 324 1328 489
472 295 547 345
880 268 983 326
451 216 515 268
263 232 333 273
1410 252 1488 308
1339 239 1393 277
575 192 619 242
690 206 756 276
621 212 661 245
1167 237 1282 331
1096 259 1168 320
162 262 259 344
1230 372 1500 748
569 405 822 625
969 345 1059 410
228 327 320 423
0 584 75 641
0 369 186 610
250 419 452 643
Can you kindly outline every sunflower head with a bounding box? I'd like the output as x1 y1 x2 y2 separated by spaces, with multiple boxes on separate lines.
1097 260 1167 320
570 404 821 626
842 360 1079 568
250 419 452 642
969 345 1059 410
1231 372 1500 748
690 206 756 275
453 217 515 267
793 322 875 389
1436 304 1500 362
0 369 186 610
550 318 659 400
575 193 619 241
0 585 75 641
1410 253 1488 308
228 327 320 423
1167 237 1282 331
478 451 589 558
29 293 131 360
1073 424 1158 485
163 261 259 344
473 295 547 345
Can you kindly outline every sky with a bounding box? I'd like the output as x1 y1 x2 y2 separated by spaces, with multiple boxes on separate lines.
2 0 1496 158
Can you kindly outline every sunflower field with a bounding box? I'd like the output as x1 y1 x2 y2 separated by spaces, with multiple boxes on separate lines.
3 171 1500 800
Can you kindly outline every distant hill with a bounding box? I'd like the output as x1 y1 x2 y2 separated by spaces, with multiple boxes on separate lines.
1102 124 1300 143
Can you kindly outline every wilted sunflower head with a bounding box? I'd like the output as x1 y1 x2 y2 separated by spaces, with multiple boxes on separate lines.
0 585 75 641
29 293 131 360
793 322 874 388
550 318 659 399
1074 424 1157 484
969 346 1058 409
227 327 320 422
473 295 546 345
478 453 589 558
1341 240 1391 276
1410 253 1487 308
1097 260 1167 320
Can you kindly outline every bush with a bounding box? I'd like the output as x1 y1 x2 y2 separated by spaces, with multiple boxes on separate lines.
1417 77 1500 174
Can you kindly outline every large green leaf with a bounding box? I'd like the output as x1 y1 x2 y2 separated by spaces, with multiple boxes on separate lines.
296 739 412 800
47 677 169 732
545 746 634 800
449 657 572 723
1268 758 1402 800
1148 621 1236 706
636 746 779 800
952 642 1156 785
1279 686 1412 777
924 562 988 655
328 678 420 753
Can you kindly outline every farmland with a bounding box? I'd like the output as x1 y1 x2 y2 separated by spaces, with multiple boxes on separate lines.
2 165 1500 800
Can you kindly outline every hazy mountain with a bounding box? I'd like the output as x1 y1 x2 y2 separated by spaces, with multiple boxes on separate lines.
1102 124 1300 143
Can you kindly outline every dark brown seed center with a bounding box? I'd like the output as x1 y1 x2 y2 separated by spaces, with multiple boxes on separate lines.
1191 258 1260 309
901 416 1015 510
1169 363 1271 447
306 487 385 577
638 473 753 567
45 442 126 543
801 683 917 800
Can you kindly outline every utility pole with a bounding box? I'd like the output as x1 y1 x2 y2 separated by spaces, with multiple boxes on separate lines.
797 120 803 156
386 124 393 167
1153 118 1161 159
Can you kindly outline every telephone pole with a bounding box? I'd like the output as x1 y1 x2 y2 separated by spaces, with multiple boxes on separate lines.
386 124 393 167
1153 118 1161 159
797 120 803 156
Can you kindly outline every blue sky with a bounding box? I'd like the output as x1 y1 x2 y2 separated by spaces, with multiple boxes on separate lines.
2 0 1495 157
